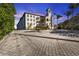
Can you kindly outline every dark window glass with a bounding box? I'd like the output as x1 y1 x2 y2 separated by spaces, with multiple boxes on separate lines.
36 17 39 20
30 15 32 17
27 14 29 17
30 19 32 21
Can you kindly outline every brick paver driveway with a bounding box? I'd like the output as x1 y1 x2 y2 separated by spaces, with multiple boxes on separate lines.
0 30 79 56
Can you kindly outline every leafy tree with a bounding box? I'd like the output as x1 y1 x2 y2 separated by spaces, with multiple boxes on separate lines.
69 3 79 17
64 10 72 19
58 15 79 30
0 3 16 39
66 3 79 30
58 3 79 30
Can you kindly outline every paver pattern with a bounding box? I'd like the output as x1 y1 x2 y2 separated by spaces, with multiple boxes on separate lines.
0 30 79 56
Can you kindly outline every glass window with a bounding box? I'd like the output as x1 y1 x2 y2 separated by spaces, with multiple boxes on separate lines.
33 23 35 25
27 14 29 17
27 19 29 21
47 19 48 21
30 19 32 21
36 17 39 20
36 21 39 23
30 15 32 17
33 19 35 22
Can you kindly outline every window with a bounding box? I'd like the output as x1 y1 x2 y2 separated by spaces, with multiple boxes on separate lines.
33 19 35 22
30 15 32 17
30 19 32 21
36 17 39 20
47 19 48 21
27 19 29 21
36 21 39 23
27 14 29 17
33 23 35 25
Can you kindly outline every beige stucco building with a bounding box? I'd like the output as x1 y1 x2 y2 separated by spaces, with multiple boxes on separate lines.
17 8 54 30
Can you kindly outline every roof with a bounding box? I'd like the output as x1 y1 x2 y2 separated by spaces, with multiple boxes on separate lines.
24 12 45 17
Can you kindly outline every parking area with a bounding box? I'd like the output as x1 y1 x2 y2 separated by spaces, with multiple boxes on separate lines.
0 30 79 56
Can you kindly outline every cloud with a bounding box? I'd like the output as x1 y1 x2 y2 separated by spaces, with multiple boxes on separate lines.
14 10 26 19
14 13 23 18
14 14 22 18
52 16 67 25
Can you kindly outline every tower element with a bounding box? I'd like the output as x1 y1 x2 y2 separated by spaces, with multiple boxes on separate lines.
45 8 52 29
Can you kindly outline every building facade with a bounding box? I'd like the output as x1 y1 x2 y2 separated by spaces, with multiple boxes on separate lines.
17 8 54 30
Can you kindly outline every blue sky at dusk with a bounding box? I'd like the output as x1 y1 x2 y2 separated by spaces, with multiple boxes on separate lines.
14 3 79 29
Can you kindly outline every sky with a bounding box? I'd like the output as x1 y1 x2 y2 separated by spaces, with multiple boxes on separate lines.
14 3 79 29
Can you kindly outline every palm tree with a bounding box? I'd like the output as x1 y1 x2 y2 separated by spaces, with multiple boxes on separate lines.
64 10 72 19
69 3 79 17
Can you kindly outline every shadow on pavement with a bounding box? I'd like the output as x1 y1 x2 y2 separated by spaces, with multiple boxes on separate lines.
50 30 79 38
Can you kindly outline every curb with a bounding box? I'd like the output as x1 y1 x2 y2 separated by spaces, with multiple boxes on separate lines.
15 33 79 42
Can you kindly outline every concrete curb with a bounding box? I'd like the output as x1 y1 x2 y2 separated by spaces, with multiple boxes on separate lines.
15 33 79 42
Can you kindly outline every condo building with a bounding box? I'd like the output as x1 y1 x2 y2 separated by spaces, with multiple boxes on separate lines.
17 8 54 30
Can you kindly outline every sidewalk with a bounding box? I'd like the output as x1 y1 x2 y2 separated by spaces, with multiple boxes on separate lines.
14 30 79 42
